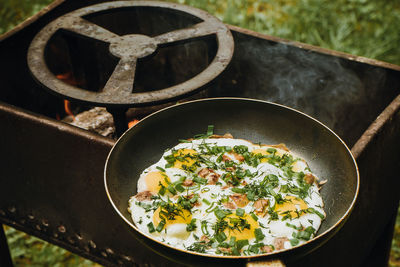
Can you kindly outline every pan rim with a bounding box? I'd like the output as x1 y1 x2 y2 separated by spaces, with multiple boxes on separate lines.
104 97 360 259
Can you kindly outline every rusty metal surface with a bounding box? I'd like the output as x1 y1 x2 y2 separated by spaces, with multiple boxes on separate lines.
27 1 234 107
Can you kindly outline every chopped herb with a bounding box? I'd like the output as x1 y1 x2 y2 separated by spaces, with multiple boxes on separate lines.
193 176 208 185
186 219 197 232
215 232 227 243
236 208 245 217
147 222 155 233
156 220 166 232
250 212 258 221
202 198 211 205
254 228 265 241
290 238 299 246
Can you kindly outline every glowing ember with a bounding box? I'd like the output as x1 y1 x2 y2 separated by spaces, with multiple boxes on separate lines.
64 100 75 120
128 119 139 128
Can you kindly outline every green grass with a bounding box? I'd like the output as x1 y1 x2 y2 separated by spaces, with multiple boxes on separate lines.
1 0 400 266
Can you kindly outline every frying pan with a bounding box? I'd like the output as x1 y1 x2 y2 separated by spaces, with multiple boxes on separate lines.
104 98 359 266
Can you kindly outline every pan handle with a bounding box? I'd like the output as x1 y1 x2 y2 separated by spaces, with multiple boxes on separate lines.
246 259 285 267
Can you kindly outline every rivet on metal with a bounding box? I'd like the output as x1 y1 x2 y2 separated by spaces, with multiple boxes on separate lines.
84 245 90 252
106 248 114 255
58 225 66 233
8 206 16 213
36 224 42 231
101 251 107 257
75 233 83 240
89 240 96 249
123 255 133 262
41 219 49 227
28 214 35 220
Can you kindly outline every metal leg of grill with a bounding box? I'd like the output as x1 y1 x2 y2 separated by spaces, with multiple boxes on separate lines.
0 225 13 267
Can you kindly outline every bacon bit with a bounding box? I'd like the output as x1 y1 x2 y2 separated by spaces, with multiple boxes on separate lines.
222 155 232 162
200 235 210 243
260 245 273 253
207 172 220 185
226 167 236 172
134 191 153 201
219 247 232 254
198 168 210 178
233 153 245 162
230 193 249 208
223 202 236 209
221 185 232 190
253 199 269 217
241 180 248 186
273 237 289 250
198 168 220 185
182 179 194 186
209 133 233 139
270 143 290 152
304 173 316 184
318 179 328 186
223 133 233 138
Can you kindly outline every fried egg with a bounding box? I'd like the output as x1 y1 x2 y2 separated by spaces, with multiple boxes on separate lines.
128 133 326 256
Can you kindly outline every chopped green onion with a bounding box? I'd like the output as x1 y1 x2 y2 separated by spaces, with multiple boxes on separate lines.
175 183 185 193
202 198 211 205
214 209 227 220
236 208 245 217
207 125 214 136
250 212 258 221
167 184 176 195
147 222 155 233
254 228 265 241
156 220 166 232
290 238 299 246
215 232 227 243
231 187 245 194
193 176 208 185
236 239 249 250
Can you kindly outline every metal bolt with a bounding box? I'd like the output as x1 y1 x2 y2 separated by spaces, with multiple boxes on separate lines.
106 248 114 255
41 219 49 227
101 251 107 257
75 234 83 240
89 240 96 249
8 206 16 213
58 225 66 233
28 214 35 220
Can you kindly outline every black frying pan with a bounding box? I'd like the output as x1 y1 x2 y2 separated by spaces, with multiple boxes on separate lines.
104 98 359 266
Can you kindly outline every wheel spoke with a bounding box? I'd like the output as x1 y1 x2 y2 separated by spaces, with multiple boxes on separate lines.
62 16 120 43
102 58 137 95
154 21 218 45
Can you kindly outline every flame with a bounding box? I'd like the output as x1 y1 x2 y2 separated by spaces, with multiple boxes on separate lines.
64 100 75 120
128 119 139 128
56 72 79 86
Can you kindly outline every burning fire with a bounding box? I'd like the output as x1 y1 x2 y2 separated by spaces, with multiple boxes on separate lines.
128 119 139 128
63 100 75 120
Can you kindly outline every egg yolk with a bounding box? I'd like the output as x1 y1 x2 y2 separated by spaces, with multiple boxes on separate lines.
291 160 307 172
173 148 197 169
153 206 192 227
145 171 170 193
252 148 270 163
224 213 259 240
275 195 308 218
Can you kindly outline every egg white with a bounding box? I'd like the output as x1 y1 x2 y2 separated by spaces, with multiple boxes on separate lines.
128 137 326 255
